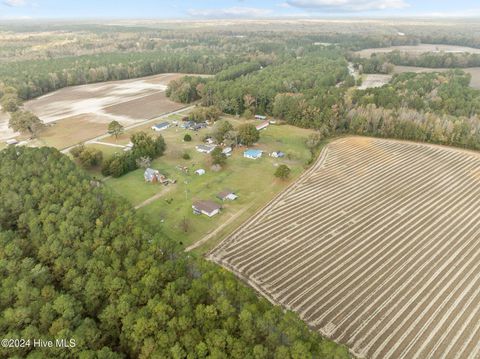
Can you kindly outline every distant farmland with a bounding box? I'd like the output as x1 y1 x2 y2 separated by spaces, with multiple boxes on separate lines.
210 137 480 359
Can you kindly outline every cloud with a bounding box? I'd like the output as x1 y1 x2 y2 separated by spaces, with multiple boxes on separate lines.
2 0 27 6
285 0 409 12
187 7 272 19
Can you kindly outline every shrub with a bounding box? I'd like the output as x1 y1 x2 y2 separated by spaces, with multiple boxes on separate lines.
274 164 291 180
184 134 192 142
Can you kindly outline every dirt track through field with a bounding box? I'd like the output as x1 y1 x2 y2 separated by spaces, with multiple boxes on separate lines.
209 137 480 359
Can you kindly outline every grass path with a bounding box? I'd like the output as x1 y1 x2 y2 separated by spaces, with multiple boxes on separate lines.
134 185 174 209
185 204 254 252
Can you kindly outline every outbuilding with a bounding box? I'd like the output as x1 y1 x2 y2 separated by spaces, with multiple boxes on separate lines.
271 151 285 158
222 147 232 157
217 190 238 201
195 169 206 176
5 139 18 145
192 200 221 217
256 121 270 131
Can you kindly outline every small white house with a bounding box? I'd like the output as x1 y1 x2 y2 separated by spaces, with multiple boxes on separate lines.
144 168 166 183
195 144 216 154
192 200 221 217
151 122 170 132
195 169 206 176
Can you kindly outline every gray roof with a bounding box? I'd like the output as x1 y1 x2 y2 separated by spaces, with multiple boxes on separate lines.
193 200 221 213
153 122 169 128
217 190 235 199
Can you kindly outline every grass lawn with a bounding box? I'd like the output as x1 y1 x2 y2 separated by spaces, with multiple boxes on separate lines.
102 116 317 251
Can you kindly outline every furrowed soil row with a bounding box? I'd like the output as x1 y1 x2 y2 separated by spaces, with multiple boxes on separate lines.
208 137 480 359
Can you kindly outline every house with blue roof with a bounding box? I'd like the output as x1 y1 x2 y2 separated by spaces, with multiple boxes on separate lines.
244 149 263 159
151 122 170 132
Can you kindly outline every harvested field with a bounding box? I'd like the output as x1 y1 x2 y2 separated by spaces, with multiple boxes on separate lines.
24 73 185 125
356 44 480 58
210 137 480 359
35 114 112 149
105 91 180 119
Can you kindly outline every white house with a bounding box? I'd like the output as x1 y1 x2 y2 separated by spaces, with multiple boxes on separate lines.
151 122 170 131
192 200 221 217
144 168 166 183
195 169 206 176
195 144 216 154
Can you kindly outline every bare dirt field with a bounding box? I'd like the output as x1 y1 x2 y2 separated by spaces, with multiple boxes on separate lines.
5 73 192 148
105 91 181 119
35 114 112 148
358 74 392 89
356 44 480 58
209 137 480 359
393 66 480 90
24 73 184 125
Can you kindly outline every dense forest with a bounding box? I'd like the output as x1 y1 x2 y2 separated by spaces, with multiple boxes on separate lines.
354 51 480 71
0 146 350 358
166 58 480 150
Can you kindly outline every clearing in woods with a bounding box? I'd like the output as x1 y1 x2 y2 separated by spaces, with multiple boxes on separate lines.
209 136 480 359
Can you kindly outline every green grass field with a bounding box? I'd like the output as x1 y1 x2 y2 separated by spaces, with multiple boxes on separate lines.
96 116 317 251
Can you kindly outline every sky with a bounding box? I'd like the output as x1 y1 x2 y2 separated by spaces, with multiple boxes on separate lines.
1 0 480 20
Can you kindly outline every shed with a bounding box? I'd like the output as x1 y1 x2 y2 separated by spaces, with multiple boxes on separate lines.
256 121 270 131
217 190 238 201
271 151 285 158
222 147 232 156
195 169 206 176
244 149 263 159
255 115 267 120
5 139 18 145
192 200 221 217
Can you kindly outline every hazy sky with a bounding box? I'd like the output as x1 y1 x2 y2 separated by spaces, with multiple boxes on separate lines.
1 0 480 19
